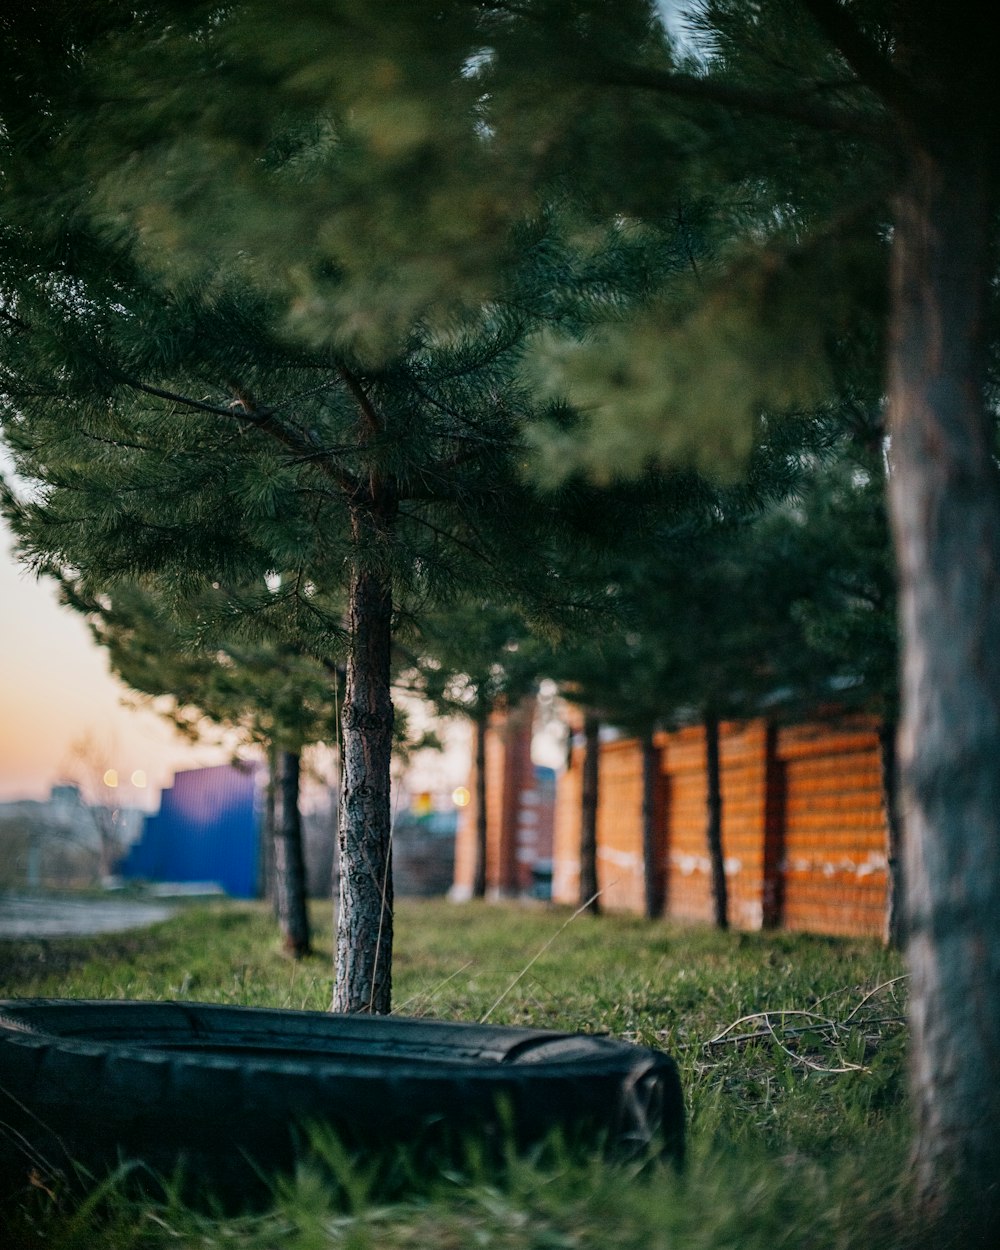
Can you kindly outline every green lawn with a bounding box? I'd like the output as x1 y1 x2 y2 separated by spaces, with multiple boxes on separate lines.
0 897 930 1249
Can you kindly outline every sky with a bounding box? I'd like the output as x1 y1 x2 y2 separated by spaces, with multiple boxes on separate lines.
0 510 237 808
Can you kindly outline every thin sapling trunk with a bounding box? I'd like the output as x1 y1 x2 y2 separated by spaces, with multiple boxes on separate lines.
333 522 395 1013
579 710 601 914
473 709 488 898
704 713 728 931
274 749 312 958
640 727 661 919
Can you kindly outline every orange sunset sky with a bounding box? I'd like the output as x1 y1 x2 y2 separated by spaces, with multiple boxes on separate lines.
0 512 237 808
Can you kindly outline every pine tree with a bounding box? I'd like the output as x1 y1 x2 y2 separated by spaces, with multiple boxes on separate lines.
2 33 719 1006
544 408 835 925
52 576 339 957
533 11 1000 1219
0 218 627 1011
407 601 541 899
764 398 902 943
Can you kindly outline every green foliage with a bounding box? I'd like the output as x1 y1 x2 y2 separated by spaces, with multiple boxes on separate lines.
1 235 587 639
1 0 898 748
57 576 343 753
533 398 864 734
767 407 897 720
407 600 542 723
21 0 892 475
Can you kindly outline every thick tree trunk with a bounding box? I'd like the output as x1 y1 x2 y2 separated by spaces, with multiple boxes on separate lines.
640 728 661 920
333 545 395 1014
274 749 312 958
579 710 600 914
472 710 488 898
886 134 1000 1229
878 720 904 950
704 714 728 931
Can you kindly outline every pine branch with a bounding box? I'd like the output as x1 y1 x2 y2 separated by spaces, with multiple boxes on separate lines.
419 320 527 383
121 376 239 420
598 61 895 143
337 365 384 440
798 0 920 119
397 506 498 574
0 306 31 333
117 373 360 495
78 428 170 456
676 201 704 287
268 377 345 414
432 445 495 476
408 378 517 447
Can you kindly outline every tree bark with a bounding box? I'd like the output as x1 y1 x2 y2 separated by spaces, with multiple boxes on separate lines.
262 740 278 905
704 714 728 931
886 129 1000 1229
640 728 661 920
472 709 488 898
274 749 312 958
579 710 601 914
333 521 395 1013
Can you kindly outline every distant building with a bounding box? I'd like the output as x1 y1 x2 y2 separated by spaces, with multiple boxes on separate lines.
49 784 83 812
117 762 261 898
391 807 458 897
0 787 143 889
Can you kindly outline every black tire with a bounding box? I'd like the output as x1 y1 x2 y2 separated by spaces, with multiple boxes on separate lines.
0 999 683 1203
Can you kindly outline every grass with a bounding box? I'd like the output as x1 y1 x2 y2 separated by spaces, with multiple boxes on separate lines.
0 896 939 1250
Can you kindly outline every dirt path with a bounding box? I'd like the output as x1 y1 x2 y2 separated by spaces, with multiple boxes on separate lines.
0 893 174 938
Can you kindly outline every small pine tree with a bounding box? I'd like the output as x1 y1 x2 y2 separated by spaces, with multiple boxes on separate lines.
1 220 639 1010
407 601 541 899
54 576 340 957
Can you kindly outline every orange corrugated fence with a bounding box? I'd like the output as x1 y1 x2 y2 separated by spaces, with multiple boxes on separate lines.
454 710 889 939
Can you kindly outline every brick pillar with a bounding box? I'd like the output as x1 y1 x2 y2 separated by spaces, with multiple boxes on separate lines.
552 745 583 905
451 696 537 898
452 773 478 899
495 697 535 895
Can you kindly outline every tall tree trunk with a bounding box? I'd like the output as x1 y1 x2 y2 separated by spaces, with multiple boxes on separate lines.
886 129 1000 1229
579 710 600 914
640 728 661 920
333 531 395 1014
274 749 312 958
472 709 488 898
878 720 904 950
262 740 278 905
704 714 728 931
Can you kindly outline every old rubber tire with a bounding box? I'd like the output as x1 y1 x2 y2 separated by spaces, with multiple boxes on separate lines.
0 999 683 1202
